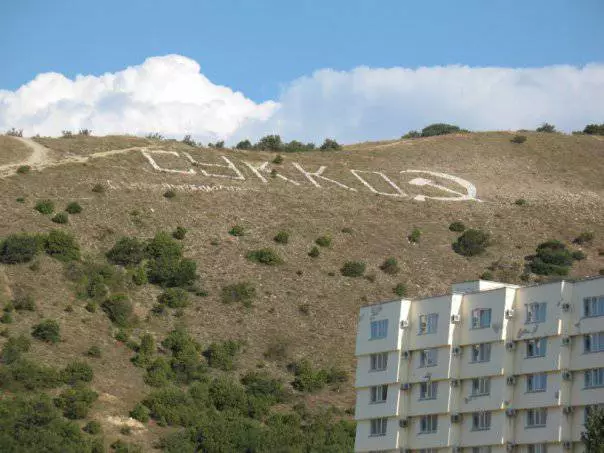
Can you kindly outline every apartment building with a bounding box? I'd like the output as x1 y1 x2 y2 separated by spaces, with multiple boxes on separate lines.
354 276 604 453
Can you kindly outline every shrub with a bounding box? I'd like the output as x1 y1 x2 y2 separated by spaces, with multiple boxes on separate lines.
229 224 245 236
147 256 197 288
320 138 342 151
1 312 13 324
341 227 353 234
32 319 61 343
393 283 407 297
583 123 604 135
78 129 92 136
130 403 151 423
255 135 283 151
54 385 98 419
536 123 556 133
380 257 400 275
13 295 36 313
574 232 594 245
0 234 41 264
35 199 54 214
1 334 31 364
528 240 581 276
480 271 494 280
274 231 289 244
111 440 142 453
209 377 247 412
158 288 190 308
235 139 252 150
16 165 31 174
308 246 320 258
246 248 283 265
511 134 527 144
272 154 284 164
402 130 421 139
514 198 527 206
172 226 187 240
408 228 421 243
16 197 25 203
83 420 102 434
86 345 102 358
449 221 466 232
572 250 586 261
241 371 284 403
290 359 330 393
204 340 242 371
62 361 94 385
106 237 146 266
452 229 491 256
91 183 105 193
62 130 74 138
315 235 332 247
65 201 83 214
182 135 197 147
130 265 148 286
52 212 69 224
421 123 462 137
101 294 133 327
221 282 256 307
340 261 366 277
5 127 23 137
44 229 80 261
163 189 176 199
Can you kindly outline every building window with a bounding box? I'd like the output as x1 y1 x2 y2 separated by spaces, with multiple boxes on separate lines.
584 368 604 388
369 353 388 371
370 385 388 404
472 411 491 431
472 448 492 453
419 450 437 453
418 313 438 335
419 348 438 367
584 296 604 317
419 382 438 400
370 319 388 340
584 332 604 353
470 343 491 363
419 414 438 434
526 408 547 427
526 302 547 324
471 308 492 329
527 373 547 392
471 377 491 396
369 417 387 436
528 445 547 453
526 338 547 358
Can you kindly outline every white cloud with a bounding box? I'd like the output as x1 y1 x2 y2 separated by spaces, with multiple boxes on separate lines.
1 55 603 144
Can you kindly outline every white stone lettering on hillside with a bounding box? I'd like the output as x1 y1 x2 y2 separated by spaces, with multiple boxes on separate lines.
401 170 481 202
141 150 196 175
243 161 301 186
292 163 357 191
350 170 407 197
183 153 245 180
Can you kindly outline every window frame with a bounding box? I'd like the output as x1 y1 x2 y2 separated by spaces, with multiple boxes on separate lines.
584 296 604 318
419 348 438 368
584 367 604 389
419 381 438 400
369 352 388 372
470 343 491 363
471 377 491 396
526 408 547 428
526 337 547 358
471 308 492 329
418 414 438 434
526 373 547 393
418 313 438 335
584 332 604 353
369 417 388 437
525 302 547 324
471 411 492 431
528 444 547 453
370 319 388 340
370 384 388 404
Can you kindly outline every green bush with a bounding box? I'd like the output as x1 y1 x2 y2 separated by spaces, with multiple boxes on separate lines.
91 183 106 193
452 229 491 256
393 283 407 297
54 385 98 419
0 233 42 264
573 231 594 245
172 226 187 240
272 154 284 164
35 199 54 214
209 377 247 412
86 345 102 358
421 123 463 137
163 189 176 199
16 165 31 174
320 138 342 151
402 130 421 139
13 294 36 311
235 139 252 150
1 359 62 390
536 122 556 133
1 334 31 364
583 123 604 135
106 237 146 266
290 359 329 393
1 312 13 324
130 265 148 285
221 282 256 307
514 198 527 206
144 357 174 387
528 240 582 276
511 134 527 144
449 221 466 232
101 294 133 327
308 246 320 258
83 420 102 434
229 224 245 236
65 202 83 214
130 403 151 423
158 288 190 308
408 228 421 243
572 250 586 261
315 235 332 247
62 361 94 385
241 371 284 403
44 229 80 261
52 212 69 224
255 135 283 151
273 231 289 244
32 319 61 343
111 440 142 453
147 256 197 287
340 261 365 277
380 257 400 275
246 248 283 265
204 340 242 371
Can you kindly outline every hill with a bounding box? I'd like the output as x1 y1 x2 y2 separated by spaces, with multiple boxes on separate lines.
0 131 602 451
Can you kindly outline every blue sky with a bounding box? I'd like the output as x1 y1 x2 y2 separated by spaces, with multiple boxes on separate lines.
1 1 603 142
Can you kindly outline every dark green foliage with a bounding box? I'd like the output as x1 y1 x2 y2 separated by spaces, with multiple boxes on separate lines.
163 189 176 199
86 345 101 358
402 130 421 138
161 328 205 384
1 359 62 390
16 165 30 174
54 385 98 419
83 420 102 434
221 282 256 307
536 122 556 133
380 257 400 275
255 135 283 151
449 221 466 232
289 359 347 393
130 265 148 285
514 198 527 206
241 371 284 403
44 229 80 262
158 288 190 308
106 237 146 266
146 231 183 260
182 135 197 147
284 140 315 152
208 140 224 149
35 199 54 214
480 271 494 280
0 312 12 324
341 227 353 234
91 183 106 193
1 334 31 364
408 228 421 243
13 294 35 311
62 361 94 385
528 240 582 275
511 134 527 144
101 294 133 327
274 230 289 244
393 283 407 297
246 248 283 265
272 154 284 164
229 224 245 236
572 250 587 261
16 197 25 203
172 226 187 240
147 256 196 287
452 229 491 256
144 357 174 387
320 138 342 151
0 233 42 264
111 439 143 453
130 403 150 423
65 201 83 214
340 261 365 277
574 231 594 245
583 123 604 135
315 235 332 247
235 139 252 150
421 123 462 137
32 319 60 343
52 212 69 224
308 246 320 258
204 340 242 371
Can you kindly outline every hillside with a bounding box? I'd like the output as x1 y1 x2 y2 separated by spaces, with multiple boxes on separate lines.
0 131 603 451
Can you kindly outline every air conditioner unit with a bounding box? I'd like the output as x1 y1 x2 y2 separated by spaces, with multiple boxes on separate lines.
401 383 412 391
452 346 462 356
562 336 571 346
400 320 409 329
402 350 410 359
450 378 461 387
505 408 516 417
562 370 573 381
506 376 517 386
506 442 516 452
563 406 574 415
451 314 461 324
506 341 515 351
450 413 461 423
562 303 571 312
399 418 409 428
562 441 572 450
505 309 515 319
